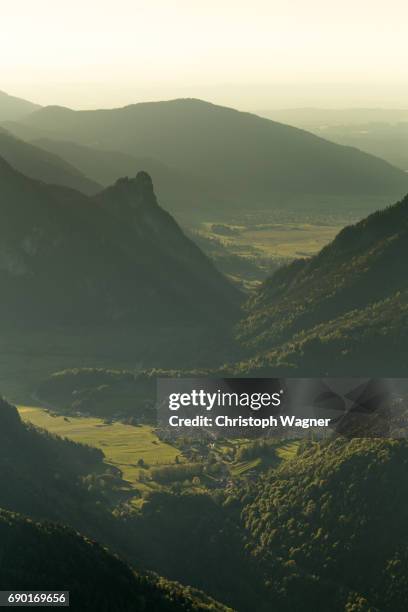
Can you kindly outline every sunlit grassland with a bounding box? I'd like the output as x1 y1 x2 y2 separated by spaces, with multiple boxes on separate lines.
275 440 300 460
238 223 341 257
18 406 302 502
224 438 300 477
230 458 262 476
18 406 179 496
199 221 343 259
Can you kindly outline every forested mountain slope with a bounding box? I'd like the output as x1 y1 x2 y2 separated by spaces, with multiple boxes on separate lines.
0 511 231 612
237 194 408 375
235 437 408 611
0 158 240 328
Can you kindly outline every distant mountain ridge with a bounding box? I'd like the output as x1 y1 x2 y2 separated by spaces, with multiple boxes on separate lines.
258 108 408 173
0 129 101 194
11 98 408 213
258 107 408 127
29 137 211 209
0 90 40 121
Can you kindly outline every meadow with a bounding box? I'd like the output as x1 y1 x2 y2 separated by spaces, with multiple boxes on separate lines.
201 220 342 259
18 406 180 498
18 406 300 500
189 209 358 287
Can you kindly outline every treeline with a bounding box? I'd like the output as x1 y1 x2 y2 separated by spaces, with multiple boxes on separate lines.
36 367 212 422
235 439 277 462
150 463 203 484
36 368 158 422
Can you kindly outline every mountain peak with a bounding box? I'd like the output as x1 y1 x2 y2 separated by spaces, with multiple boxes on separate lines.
0 161 240 327
133 170 155 196
108 171 157 209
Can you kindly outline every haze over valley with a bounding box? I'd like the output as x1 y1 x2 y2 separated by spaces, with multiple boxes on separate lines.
2 89 408 289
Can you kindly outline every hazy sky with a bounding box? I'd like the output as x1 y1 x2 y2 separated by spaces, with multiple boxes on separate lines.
1 0 407 110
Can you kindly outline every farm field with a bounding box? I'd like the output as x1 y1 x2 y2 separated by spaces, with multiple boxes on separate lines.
189 210 357 288
276 440 300 460
18 406 302 503
200 221 343 259
18 406 179 497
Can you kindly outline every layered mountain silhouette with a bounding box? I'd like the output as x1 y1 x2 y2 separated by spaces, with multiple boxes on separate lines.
30 137 209 207
32 138 177 186
9 99 408 212
0 157 240 328
0 90 40 122
0 129 101 194
237 193 408 375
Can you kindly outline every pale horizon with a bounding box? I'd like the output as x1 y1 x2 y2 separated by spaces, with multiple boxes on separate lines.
1 0 408 111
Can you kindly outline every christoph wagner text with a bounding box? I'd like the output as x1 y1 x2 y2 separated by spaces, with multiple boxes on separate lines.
168 415 331 429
